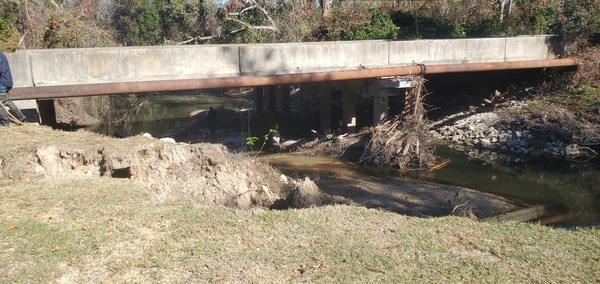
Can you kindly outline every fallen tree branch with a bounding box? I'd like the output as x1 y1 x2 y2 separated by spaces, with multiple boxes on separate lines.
176 0 279 45
224 18 278 32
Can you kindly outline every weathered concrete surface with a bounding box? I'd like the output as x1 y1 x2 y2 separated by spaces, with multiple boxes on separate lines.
239 41 389 75
388 38 507 64
21 45 240 86
5 51 33 87
505 36 561 61
6 35 565 90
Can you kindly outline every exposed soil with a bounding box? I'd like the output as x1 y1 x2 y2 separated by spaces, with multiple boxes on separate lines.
0 123 523 219
0 124 289 209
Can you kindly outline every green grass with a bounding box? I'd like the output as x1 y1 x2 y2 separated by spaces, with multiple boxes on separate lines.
1 178 599 283
558 84 600 112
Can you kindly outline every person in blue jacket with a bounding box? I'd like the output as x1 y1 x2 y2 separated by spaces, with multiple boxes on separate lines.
0 52 26 126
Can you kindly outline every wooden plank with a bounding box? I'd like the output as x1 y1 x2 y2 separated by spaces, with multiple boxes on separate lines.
538 214 568 225
482 205 547 223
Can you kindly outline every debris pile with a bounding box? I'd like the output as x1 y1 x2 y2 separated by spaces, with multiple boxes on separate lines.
360 76 436 170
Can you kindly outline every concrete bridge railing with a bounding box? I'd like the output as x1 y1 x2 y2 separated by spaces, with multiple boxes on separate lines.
6 35 564 91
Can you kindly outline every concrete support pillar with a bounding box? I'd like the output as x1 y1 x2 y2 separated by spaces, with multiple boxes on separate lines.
13 99 41 123
300 84 311 120
281 84 291 116
267 85 277 115
255 86 264 113
319 83 332 135
369 80 387 124
342 80 361 133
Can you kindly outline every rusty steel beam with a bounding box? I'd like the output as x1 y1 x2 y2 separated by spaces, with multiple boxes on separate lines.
9 59 576 100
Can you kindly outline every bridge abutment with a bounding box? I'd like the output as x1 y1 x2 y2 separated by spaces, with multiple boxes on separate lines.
13 100 41 124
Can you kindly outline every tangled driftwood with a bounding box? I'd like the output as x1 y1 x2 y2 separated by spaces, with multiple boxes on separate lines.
360 76 436 170
292 75 436 171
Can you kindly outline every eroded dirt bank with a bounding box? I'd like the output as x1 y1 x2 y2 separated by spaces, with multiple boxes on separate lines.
1 125 287 209
0 124 522 219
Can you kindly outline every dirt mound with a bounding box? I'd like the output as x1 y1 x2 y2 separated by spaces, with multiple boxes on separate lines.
285 177 326 208
1 125 291 209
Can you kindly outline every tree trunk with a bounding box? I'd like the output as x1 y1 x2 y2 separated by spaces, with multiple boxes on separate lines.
499 0 505 24
319 0 332 18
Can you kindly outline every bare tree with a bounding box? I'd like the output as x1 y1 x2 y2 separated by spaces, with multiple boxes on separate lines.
225 0 279 33
319 0 332 17
179 0 280 44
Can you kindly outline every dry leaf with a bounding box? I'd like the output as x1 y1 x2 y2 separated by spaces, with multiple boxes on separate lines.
6 225 16 231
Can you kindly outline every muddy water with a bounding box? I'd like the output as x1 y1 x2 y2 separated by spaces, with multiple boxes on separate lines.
259 154 363 178
97 93 600 226
261 151 600 226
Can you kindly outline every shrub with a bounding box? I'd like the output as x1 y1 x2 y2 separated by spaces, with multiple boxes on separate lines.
113 0 162 46
344 10 398 40
0 7 19 51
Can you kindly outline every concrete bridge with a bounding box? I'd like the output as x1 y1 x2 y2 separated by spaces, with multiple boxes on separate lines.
4 35 576 132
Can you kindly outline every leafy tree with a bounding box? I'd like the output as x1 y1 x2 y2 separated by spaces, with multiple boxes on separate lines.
344 10 398 40
559 0 600 45
318 1 372 41
113 0 162 46
530 5 559 34
0 0 20 51
0 0 118 49
393 10 472 39
274 0 319 42
159 0 219 43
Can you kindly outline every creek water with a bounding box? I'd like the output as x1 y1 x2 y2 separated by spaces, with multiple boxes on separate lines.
95 92 253 138
430 147 600 225
96 93 600 226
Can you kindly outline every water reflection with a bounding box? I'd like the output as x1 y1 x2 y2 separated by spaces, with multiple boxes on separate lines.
93 91 253 138
431 147 600 225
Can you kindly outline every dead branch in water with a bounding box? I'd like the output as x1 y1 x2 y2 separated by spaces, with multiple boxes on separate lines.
293 133 366 157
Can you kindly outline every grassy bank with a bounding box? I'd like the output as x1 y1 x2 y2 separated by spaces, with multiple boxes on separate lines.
1 177 598 283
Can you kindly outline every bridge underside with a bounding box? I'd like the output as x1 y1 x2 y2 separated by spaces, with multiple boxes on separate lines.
11 58 577 134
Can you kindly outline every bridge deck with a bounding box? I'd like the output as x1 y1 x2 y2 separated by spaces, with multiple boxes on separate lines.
9 59 576 100
5 35 574 100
